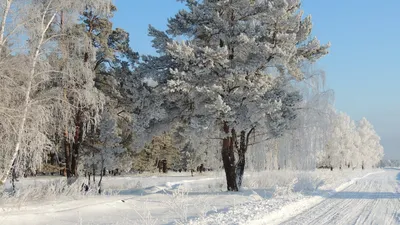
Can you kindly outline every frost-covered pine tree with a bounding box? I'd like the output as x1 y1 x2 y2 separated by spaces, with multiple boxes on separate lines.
136 0 329 191
48 1 138 180
133 132 180 172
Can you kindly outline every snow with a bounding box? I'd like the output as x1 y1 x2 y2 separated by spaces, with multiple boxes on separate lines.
0 1 388 225
277 169 400 225
247 170 385 225
1 168 395 225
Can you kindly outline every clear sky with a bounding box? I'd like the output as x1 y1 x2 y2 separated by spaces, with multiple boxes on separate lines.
113 0 400 159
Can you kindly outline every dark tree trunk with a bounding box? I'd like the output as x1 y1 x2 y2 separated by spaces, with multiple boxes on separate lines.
236 131 246 188
92 165 96 183
11 161 17 193
64 131 72 179
158 160 162 173
60 12 73 184
71 111 84 176
162 160 167 173
98 159 104 194
70 155 77 176
221 122 238 191
98 176 103 194
50 152 56 165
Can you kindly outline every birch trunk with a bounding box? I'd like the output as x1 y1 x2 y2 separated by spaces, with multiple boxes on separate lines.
0 9 57 185
0 0 12 58
98 157 104 194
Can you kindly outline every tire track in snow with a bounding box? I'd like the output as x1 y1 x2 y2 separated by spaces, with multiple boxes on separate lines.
279 169 400 225
247 170 384 225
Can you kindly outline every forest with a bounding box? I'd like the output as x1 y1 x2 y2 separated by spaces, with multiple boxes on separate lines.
0 0 384 194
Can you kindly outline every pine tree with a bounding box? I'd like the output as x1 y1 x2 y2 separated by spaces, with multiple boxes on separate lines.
133 132 180 173
136 0 329 191
52 2 138 180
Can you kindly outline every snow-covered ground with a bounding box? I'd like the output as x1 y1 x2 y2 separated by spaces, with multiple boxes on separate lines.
0 168 396 225
272 169 400 225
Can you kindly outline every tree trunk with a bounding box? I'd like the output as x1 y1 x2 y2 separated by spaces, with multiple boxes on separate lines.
162 160 167 173
0 0 12 58
11 160 17 193
98 158 104 194
64 132 72 178
236 131 246 189
71 111 84 176
70 154 77 176
59 10 75 184
98 174 103 194
50 152 55 165
92 165 96 183
221 122 238 191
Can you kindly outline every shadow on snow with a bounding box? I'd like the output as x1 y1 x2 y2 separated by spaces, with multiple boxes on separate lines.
311 191 400 199
117 186 274 199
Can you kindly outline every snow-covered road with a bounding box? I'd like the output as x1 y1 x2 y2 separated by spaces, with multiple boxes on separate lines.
1 169 398 225
279 169 400 225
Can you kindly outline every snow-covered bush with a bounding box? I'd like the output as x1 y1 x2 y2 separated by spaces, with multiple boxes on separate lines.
292 174 324 193
244 171 298 190
0 178 97 205
242 171 324 195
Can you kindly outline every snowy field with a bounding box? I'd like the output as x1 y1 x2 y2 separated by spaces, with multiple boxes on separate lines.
1 168 396 225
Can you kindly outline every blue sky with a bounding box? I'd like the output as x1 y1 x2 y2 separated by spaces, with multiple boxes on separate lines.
113 0 400 159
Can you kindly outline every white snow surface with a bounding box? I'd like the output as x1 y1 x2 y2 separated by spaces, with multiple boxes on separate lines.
1 169 398 225
270 169 399 225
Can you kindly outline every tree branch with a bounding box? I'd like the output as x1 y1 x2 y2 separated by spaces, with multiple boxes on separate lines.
245 126 255 151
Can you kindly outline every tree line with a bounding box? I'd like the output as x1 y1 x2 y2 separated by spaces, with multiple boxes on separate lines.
0 0 384 193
